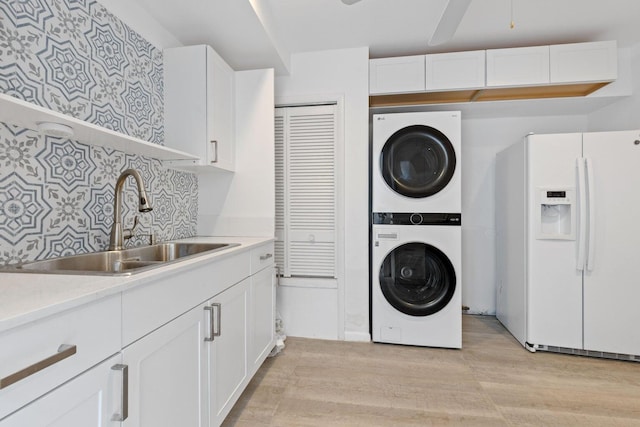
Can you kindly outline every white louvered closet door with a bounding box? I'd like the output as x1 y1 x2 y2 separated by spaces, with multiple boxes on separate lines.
275 104 337 278
274 111 286 272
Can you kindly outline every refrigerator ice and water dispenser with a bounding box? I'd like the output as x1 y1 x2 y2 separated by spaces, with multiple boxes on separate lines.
536 188 576 240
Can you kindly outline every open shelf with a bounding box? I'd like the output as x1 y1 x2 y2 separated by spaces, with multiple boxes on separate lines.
369 82 610 108
0 94 199 161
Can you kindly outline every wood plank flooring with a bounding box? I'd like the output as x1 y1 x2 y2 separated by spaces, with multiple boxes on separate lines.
223 315 640 426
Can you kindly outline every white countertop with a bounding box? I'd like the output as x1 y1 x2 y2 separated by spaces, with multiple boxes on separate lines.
0 236 273 333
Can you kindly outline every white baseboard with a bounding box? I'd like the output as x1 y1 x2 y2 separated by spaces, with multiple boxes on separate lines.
344 331 371 342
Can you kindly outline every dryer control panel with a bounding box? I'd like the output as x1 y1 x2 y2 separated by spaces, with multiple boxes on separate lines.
373 212 461 226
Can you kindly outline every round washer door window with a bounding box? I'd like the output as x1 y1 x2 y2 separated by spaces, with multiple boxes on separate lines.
379 242 456 317
380 125 456 198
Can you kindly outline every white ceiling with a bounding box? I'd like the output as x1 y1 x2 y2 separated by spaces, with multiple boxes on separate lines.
128 0 640 75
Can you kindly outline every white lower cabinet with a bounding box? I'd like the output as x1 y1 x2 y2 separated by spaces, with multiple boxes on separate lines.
122 303 208 427
0 354 123 427
120 256 273 427
2 242 276 427
207 278 249 427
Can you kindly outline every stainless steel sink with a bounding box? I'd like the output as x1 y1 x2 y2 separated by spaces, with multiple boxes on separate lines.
2 242 238 276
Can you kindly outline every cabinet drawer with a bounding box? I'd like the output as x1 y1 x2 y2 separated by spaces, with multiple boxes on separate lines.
122 252 251 346
0 354 122 426
250 242 275 274
486 46 550 87
0 295 121 419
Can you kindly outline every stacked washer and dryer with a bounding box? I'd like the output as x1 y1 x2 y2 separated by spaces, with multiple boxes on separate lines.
371 111 462 348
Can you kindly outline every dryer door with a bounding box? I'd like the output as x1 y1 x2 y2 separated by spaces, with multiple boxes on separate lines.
380 125 456 198
379 242 456 316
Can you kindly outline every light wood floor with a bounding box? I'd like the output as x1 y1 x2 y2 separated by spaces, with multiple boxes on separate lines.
223 315 640 426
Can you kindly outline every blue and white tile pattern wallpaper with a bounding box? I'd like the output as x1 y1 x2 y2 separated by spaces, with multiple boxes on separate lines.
0 0 198 265
0 0 164 142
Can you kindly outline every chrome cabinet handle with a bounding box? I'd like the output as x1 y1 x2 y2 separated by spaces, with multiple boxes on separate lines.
204 303 222 341
210 140 218 163
204 305 215 342
0 344 77 390
212 303 222 338
259 253 273 261
111 364 129 421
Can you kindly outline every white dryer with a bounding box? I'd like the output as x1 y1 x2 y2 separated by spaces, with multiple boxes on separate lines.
372 111 461 213
371 213 461 348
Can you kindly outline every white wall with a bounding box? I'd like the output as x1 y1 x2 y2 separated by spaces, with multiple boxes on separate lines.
588 42 640 131
274 47 370 341
198 69 275 237
460 114 588 314
273 47 591 338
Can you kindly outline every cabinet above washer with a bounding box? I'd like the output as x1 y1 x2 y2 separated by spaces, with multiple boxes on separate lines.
426 50 486 91
369 55 426 95
369 41 618 108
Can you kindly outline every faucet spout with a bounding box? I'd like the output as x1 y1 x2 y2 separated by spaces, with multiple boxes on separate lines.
109 169 153 251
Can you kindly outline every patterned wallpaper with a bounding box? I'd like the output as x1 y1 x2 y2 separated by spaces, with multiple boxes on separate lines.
0 0 198 265
0 0 163 142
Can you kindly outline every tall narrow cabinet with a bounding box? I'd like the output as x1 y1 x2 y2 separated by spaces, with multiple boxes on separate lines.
164 45 235 171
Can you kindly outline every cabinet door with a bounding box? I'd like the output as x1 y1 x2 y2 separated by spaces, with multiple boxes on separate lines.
486 46 550 87
369 55 426 94
164 44 235 171
426 50 485 90
207 278 249 426
122 305 207 427
550 41 617 83
206 46 235 171
0 354 123 427
249 267 276 376
164 45 209 160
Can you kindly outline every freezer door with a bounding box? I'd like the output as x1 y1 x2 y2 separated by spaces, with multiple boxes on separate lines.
582 130 640 356
526 133 583 349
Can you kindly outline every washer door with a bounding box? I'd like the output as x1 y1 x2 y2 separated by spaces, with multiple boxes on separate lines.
379 242 456 317
380 125 456 198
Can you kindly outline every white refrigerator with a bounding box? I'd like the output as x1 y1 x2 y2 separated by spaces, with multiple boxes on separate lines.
496 130 640 358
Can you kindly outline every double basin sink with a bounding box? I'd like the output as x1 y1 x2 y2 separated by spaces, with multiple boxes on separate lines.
3 242 238 276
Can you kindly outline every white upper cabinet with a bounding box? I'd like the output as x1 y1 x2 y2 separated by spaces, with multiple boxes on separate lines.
369 41 618 106
550 40 618 83
164 45 235 171
486 46 550 87
426 50 485 91
369 55 426 94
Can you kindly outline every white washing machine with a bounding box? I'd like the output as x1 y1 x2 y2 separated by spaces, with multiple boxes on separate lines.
372 111 461 214
371 213 461 348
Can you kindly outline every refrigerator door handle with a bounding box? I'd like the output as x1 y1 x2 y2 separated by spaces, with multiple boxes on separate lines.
586 158 595 271
576 157 587 271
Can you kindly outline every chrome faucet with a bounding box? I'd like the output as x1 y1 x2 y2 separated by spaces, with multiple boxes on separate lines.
108 169 153 251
